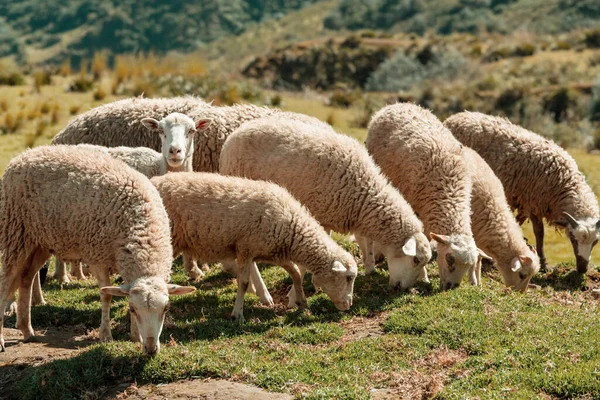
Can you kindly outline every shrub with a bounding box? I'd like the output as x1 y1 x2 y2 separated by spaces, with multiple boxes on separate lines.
93 86 107 101
0 72 25 86
513 43 536 57
268 94 282 107
33 69 52 93
543 87 574 123
482 47 511 63
91 51 108 81
0 98 7 112
40 102 51 114
59 59 71 77
326 111 337 126
591 76 600 122
51 104 60 125
584 29 600 48
69 105 81 115
366 46 467 92
329 90 358 108
495 87 525 116
69 77 94 92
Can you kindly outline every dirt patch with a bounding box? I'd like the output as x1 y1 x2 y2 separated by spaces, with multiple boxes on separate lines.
370 347 468 400
339 312 388 342
105 379 293 400
0 326 97 392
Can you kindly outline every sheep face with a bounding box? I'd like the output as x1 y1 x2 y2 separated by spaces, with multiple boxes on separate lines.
311 258 357 311
141 113 211 169
387 233 432 290
560 213 600 273
431 233 479 290
500 248 540 292
101 277 195 356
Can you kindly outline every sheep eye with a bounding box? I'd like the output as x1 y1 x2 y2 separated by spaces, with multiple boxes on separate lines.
519 272 527 280
346 275 353 283
593 240 598 247
129 307 136 314
413 256 420 265
445 254 455 266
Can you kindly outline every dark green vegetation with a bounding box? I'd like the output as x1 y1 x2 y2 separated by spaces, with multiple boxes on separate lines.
325 0 600 35
0 0 321 62
6 251 600 399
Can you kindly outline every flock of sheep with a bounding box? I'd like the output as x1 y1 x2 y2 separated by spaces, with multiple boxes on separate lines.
0 96 598 357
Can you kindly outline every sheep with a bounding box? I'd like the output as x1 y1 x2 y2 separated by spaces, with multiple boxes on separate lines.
51 96 279 173
463 147 541 291
151 172 358 322
0 145 196 354
366 103 486 290
219 117 432 292
444 111 600 273
52 112 212 284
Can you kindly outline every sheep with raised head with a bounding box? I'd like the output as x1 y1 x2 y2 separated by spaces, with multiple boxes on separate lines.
52 112 212 284
0 145 195 354
151 172 358 322
51 97 278 173
444 111 600 273
463 147 541 290
220 117 431 292
367 103 487 290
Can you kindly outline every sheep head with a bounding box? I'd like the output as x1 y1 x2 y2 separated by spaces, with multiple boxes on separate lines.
559 212 600 273
386 232 432 290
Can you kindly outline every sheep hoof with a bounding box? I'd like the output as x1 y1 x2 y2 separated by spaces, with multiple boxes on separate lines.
54 275 70 284
5 302 17 317
364 267 376 275
260 294 274 307
23 335 40 343
187 268 204 282
296 300 308 310
231 313 245 324
0 340 5 352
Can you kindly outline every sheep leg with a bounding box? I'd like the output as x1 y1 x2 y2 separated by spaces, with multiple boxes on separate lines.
183 252 203 281
71 262 86 280
53 257 70 284
0 267 21 351
287 265 306 306
232 258 252 323
530 214 547 271
249 263 273 306
31 272 46 306
356 235 375 274
222 260 258 294
95 269 113 342
281 262 307 309
17 248 50 342
468 263 481 286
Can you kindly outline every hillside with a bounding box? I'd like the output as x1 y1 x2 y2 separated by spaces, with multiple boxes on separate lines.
0 0 324 64
324 0 600 35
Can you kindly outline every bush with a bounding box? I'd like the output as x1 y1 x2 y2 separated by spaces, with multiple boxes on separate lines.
366 45 467 92
69 105 81 115
268 94 282 107
329 90 359 108
93 86 107 101
591 76 600 122
69 77 95 92
513 43 536 57
584 29 600 48
0 72 25 86
543 87 574 123
495 87 525 116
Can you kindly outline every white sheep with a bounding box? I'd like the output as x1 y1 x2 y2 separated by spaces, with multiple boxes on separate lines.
51 96 278 173
219 117 432 292
52 113 212 284
151 172 358 322
444 111 600 273
366 103 486 290
463 147 541 290
0 145 195 355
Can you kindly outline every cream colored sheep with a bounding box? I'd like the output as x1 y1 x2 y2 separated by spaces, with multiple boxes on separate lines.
52 97 277 172
220 117 431 291
151 172 358 322
0 146 195 355
445 111 600 273
463 147 540 290
367 103 486 290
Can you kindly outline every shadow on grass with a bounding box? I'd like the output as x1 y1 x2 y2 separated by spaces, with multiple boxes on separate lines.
3 345 153 399
531 263 588 291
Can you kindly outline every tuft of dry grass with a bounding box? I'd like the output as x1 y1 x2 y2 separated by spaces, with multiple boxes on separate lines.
93 86 107 101
59 59 71 77
0 98 7 113
50 104 60 125
91 51 108 81
69 105 80 115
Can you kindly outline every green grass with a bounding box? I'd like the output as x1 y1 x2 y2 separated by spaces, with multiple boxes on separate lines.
9 255 600 399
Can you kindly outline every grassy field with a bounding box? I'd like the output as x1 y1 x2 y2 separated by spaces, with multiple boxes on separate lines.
1 80 600 398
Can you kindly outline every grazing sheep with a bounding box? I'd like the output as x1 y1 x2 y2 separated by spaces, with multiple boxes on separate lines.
52 113 212 284
220 117 431 291
52 97 278 173
0 146 195 354
151 172 358 322
463 147 541 291
444 111 600 273
367 103 485 290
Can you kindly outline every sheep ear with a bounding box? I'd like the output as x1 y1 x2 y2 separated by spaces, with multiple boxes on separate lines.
101 285 131 297
402 236 417 257
519 255 533 266
195 118 212 131
141 117 160 130
596 220 600 232
332 261 346 273
430 233 450 246
510 258 522 272
478 248 493 261
167 284 196 296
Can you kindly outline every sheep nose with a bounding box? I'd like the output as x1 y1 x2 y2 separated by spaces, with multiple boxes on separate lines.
169 147 182 155
144 338 159 356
